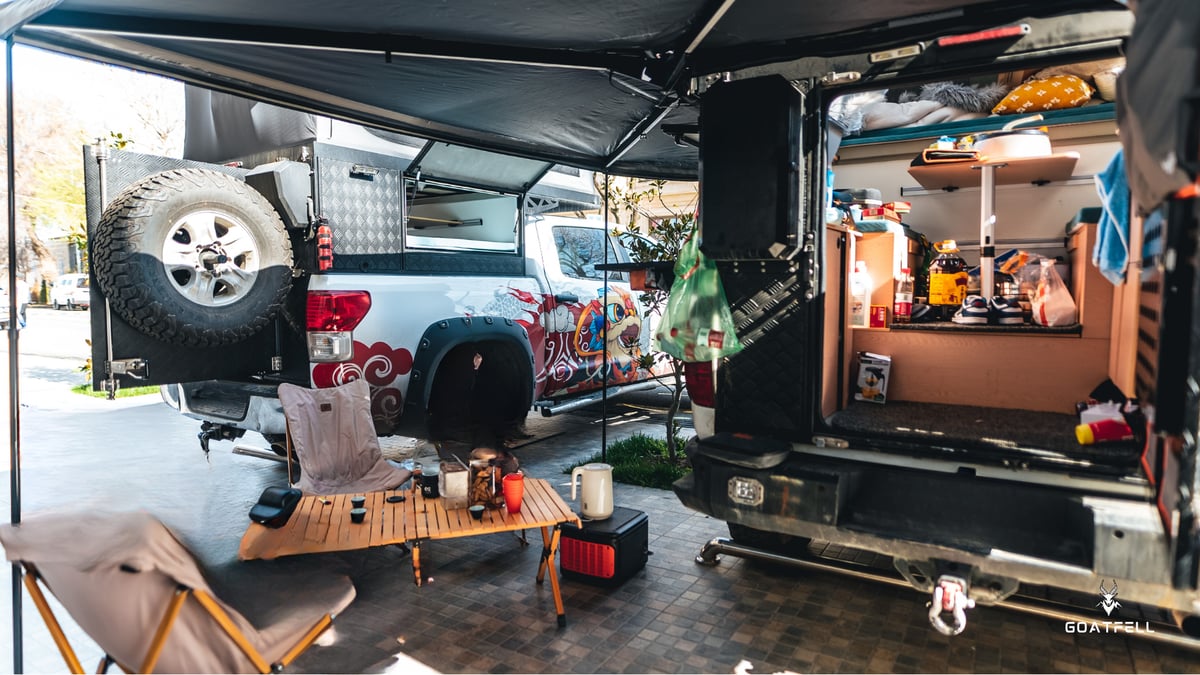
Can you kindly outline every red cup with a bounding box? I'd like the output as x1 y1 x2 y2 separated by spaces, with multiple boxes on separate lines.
502 473 524 514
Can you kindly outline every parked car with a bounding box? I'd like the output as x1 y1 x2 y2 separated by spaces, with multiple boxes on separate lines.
0 279 31 328
50 273 90 310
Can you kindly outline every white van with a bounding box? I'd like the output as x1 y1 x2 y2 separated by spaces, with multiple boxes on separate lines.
50 273 90 310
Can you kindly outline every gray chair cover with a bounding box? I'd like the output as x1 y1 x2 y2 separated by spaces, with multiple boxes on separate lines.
278 379 412 495
0 511 356 673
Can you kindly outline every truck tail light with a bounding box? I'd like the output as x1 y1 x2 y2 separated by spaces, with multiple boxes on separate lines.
683 360 716 408
306 290 371 362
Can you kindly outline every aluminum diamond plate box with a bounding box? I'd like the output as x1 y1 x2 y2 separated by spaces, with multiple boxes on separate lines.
317 156 404 256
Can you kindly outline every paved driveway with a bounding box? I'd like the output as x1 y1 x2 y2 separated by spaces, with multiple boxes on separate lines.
0 308 1195 673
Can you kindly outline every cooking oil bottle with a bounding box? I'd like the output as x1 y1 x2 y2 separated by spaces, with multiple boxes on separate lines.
928 240 967 320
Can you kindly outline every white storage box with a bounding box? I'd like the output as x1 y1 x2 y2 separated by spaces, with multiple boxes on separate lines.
438 461 470 509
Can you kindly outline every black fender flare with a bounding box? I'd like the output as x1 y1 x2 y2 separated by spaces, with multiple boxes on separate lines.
405 315 535 416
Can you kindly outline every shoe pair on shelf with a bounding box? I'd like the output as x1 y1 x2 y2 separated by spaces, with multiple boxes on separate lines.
951 295 1024 325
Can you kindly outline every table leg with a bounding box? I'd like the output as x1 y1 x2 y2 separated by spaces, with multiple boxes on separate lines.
411 541 423 587
536 525 566 627
536 526 551 583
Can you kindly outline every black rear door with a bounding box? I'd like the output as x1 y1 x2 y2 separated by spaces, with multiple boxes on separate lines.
1120 0 1200 591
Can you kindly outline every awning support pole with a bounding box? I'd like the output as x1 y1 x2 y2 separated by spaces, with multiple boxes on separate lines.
601 174 610 463
7 33 24 675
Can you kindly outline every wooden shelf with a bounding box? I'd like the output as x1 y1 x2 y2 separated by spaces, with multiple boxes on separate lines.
890 321 1082 335
907 152 1080 191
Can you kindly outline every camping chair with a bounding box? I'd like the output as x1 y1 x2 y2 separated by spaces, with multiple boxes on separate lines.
278 378 412 495
0 511 356 674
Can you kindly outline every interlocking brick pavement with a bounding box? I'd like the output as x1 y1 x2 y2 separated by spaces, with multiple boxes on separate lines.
273 473 1199 674
1 395 1197 674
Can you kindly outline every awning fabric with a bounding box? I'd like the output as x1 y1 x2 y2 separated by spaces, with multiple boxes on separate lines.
4 0 1121 179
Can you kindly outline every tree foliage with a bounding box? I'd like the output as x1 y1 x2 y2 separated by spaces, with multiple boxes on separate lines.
0 50 183 285
598 177 698 461
0 89 89 280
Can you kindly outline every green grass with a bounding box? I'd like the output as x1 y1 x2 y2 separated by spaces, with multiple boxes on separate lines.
71 383 160 398
564 432 691 490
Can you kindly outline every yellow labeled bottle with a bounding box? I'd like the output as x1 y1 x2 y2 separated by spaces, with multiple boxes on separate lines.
928 240 968 319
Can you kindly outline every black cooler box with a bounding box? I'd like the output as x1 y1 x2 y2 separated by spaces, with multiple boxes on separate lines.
560 506 649 585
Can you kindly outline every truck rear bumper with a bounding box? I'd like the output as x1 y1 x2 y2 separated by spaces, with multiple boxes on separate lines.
162 381 288 436
675 433 1200 615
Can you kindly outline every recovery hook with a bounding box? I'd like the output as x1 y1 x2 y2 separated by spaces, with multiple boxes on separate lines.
928 574 975 636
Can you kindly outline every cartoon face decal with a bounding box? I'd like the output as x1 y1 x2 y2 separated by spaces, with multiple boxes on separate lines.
574 289 641 360
489 286 651 398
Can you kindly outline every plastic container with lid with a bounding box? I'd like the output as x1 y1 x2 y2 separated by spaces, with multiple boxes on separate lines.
850 261 872 327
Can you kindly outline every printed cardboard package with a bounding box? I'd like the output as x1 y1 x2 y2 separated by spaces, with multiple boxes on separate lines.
855 352 891 404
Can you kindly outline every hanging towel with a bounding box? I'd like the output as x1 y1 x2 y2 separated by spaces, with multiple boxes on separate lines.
1093 149 1131 285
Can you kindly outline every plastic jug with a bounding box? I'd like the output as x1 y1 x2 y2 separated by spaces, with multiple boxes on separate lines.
570 463 614 519
849 261 872 327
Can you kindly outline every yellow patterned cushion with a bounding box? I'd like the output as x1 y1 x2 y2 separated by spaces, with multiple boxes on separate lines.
991 74 1093 115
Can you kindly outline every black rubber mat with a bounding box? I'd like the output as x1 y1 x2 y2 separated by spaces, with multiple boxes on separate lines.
828 400 1142 469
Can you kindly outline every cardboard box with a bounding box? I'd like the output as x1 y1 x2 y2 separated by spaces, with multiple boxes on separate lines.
855 352 891 404
859 207 902 223
869 305 888 328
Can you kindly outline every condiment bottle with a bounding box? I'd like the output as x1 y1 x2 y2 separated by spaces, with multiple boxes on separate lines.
928 240 967 320
894 267 913 324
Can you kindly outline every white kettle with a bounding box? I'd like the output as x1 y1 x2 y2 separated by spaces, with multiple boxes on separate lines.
570 463 613 519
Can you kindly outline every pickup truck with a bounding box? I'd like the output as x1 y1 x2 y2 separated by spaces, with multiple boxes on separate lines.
661 5 1200 638
86 95 660 454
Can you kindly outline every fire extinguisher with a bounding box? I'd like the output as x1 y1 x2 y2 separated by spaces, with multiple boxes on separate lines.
315 220 333 271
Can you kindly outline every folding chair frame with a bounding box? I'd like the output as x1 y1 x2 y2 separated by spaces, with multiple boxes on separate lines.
19 562 336 674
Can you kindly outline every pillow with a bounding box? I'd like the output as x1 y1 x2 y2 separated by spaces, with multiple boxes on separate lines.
1093 70 1119 101
901 81 1009 114
992 74 1093 115
1033 57 1125 82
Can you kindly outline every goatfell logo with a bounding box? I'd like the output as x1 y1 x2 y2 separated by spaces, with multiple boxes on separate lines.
1097 580 1121 616
1063 579 1154 634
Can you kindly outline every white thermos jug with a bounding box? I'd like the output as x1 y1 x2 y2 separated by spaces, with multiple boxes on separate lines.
570 462 613 519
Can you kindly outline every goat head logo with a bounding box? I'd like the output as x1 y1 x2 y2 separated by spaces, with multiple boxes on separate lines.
1096 580 1121 616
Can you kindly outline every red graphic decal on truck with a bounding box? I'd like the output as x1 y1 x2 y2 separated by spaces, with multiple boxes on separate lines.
312 341 413 431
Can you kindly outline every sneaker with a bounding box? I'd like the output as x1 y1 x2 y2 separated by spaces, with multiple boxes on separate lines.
951 295 989 324
990 296 1024 325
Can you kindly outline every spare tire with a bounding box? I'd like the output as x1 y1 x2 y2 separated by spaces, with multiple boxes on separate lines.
93 168 293 347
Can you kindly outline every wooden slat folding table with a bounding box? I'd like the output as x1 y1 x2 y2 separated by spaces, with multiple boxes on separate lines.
239 478 580 625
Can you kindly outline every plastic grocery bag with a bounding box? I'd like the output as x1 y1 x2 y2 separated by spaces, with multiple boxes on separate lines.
1030 258 1076 326
654 234 744 362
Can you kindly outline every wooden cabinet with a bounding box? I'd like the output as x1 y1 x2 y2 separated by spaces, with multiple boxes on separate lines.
852 226 923 328
849 220 1115 413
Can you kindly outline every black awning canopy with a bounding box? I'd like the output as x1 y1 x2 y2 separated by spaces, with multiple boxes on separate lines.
4 0 1121 179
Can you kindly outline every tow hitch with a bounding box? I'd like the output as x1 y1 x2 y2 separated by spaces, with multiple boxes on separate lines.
198 421 244 456
928 575 976 636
